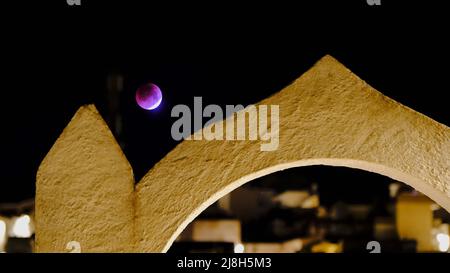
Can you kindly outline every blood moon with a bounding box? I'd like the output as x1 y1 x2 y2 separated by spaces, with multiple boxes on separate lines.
135 83 163 110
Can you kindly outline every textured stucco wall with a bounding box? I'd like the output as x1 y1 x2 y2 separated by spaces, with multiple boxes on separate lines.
135 55 450 252
35 105 135 252
35 55 450 252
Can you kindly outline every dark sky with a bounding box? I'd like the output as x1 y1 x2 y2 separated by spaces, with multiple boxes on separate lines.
0 1 448 202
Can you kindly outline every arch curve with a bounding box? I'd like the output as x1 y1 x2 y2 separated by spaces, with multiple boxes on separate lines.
135 56 450 252
34 55 449 253
159 159 450 252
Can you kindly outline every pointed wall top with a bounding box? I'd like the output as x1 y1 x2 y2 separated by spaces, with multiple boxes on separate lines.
35 104 135 252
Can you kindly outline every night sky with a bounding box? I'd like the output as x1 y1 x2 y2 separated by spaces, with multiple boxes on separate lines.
0 1 448 202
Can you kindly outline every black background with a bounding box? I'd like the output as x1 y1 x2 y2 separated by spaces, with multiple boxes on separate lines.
0 1 448 202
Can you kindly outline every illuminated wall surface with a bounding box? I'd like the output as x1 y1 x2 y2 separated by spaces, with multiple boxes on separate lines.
35 55 450 252
396 194 434 251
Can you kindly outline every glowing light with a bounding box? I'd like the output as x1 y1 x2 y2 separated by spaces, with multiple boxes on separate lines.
10 215 32 238
136 83 163 110
234 243 245 253
311 241 342 253
0 220 6 250
436 233 450 252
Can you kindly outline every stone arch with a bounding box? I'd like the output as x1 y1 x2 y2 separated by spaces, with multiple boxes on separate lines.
135 55 449 252
143 159 449 253
35 55 449 253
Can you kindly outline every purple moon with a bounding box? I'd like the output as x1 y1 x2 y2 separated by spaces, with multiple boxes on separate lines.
135 83 163 110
